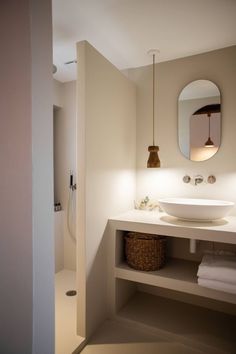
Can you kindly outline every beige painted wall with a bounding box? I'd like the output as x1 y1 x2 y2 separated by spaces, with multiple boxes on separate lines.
126 46 236 212
53 80 77 271
76 41 136 338
54 211 64 272
0 1 54 353
53 79 64 108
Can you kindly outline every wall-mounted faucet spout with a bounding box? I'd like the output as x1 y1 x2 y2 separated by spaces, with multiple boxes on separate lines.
194 175 204 185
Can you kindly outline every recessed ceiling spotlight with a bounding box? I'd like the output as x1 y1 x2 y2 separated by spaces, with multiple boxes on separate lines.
53 64 57 74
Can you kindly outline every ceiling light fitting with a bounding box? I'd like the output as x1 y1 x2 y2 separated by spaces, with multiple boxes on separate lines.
147 49 160 168
53 64 57 74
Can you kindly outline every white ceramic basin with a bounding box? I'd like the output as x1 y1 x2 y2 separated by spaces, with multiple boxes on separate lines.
158 198 234 221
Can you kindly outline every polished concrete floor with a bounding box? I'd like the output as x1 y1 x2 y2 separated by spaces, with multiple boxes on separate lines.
55 272 235 354
55 270 83 354
80 290 236 354
80 319 204 354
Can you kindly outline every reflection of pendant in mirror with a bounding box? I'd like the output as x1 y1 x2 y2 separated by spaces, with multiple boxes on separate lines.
178 80 221 162
204 112 214 147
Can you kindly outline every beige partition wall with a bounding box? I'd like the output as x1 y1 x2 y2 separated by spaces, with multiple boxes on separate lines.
76 41 136 338
0 1 54 353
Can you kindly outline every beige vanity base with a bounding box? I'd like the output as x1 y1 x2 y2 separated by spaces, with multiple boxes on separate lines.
108 210 236 353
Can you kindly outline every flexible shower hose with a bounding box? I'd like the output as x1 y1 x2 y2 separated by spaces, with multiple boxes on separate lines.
67 188 76 243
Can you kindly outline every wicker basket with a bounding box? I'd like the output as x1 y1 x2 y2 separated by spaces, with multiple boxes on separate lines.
125 232 166 271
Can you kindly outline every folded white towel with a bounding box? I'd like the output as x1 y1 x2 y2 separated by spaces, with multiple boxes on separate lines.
197 254 236 285
198 278 236 295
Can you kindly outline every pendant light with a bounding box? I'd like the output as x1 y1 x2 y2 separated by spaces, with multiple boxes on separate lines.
204 112 215 147
147 49 160 168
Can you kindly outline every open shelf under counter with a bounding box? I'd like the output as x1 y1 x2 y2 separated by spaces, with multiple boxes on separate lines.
109 209 236 244
115 259 236 305
116 292 236 354
108 209 236 315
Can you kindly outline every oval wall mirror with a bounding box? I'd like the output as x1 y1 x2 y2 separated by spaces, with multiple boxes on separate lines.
178 80 221 162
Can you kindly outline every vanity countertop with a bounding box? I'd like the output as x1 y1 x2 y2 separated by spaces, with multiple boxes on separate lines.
109 209 236 244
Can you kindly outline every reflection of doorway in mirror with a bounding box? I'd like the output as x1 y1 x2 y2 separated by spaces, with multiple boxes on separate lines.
190 111 220 161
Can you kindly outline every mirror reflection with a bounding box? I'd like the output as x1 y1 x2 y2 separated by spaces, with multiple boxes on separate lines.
178 80 221 162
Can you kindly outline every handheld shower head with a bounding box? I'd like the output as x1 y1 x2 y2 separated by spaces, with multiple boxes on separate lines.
69 171 76 191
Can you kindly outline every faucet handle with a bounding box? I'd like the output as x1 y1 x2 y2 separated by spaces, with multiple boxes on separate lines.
207 175 216 184
183 175 191 183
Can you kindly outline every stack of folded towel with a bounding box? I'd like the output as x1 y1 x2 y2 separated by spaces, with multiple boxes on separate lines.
197 252 236 294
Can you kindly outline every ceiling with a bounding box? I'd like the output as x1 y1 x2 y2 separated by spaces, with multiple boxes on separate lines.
52 0 236 82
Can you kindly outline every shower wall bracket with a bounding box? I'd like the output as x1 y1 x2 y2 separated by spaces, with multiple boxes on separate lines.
70 172 77 191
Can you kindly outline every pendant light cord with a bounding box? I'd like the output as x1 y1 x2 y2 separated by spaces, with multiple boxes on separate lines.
208 112 211 137
152 54 155 146
147 49 161 168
